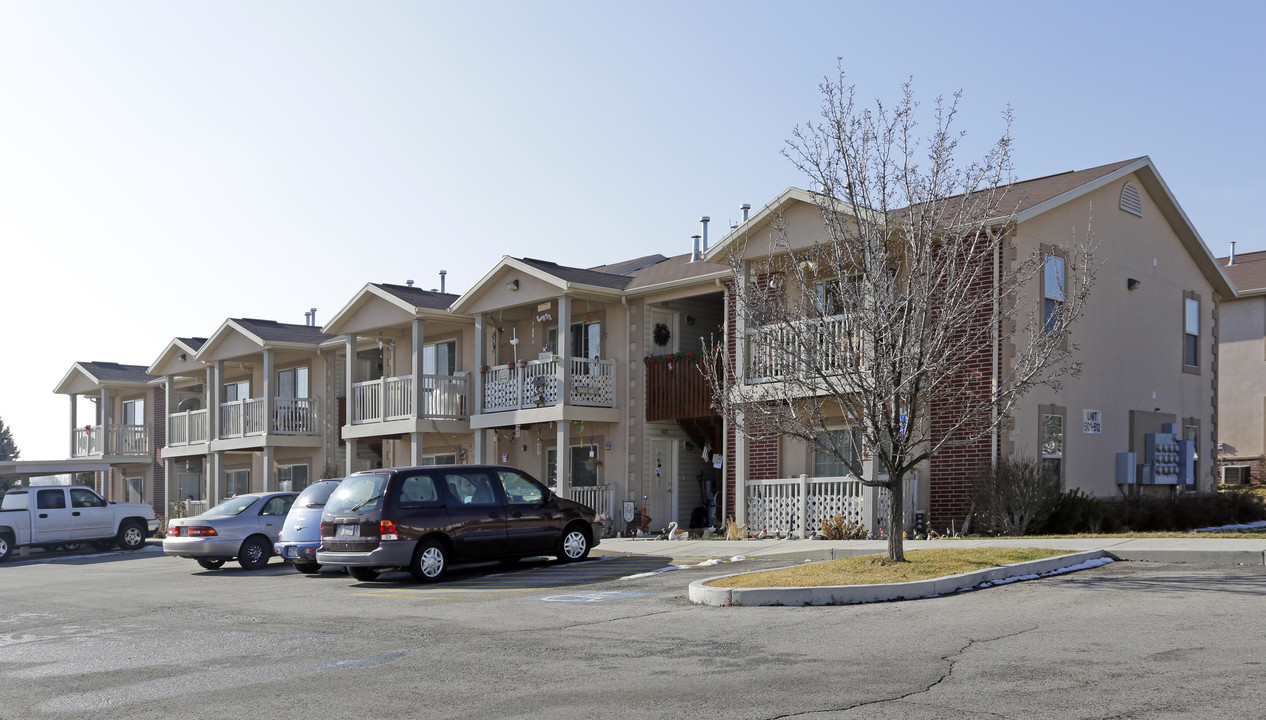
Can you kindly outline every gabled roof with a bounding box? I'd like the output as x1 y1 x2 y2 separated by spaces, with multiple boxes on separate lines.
590 254 669 276
623 252 730 293
373 283 459 310
518 258 633 290
1218 249 1266 297
449 256 631 314
323 282 465 335
196 318 334 361
54 362 157 395
147 337 209 376
706 158 1235 298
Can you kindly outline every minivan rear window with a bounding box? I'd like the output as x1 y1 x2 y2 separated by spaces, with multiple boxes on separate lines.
325 474 389 514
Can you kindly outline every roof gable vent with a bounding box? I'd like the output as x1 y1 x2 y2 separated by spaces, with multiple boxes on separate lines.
1120 181 1143 217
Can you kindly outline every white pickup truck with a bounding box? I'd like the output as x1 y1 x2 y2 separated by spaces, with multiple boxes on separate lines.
0 485 159 562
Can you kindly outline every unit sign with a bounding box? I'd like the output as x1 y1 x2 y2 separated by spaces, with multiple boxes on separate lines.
1083 409 1103 434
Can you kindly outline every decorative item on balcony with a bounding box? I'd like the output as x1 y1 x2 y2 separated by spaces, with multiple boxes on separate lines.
652 322 671 347
480 365 490 373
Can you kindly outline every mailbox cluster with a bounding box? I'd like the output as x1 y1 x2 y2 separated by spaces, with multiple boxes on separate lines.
1116 423 1195 486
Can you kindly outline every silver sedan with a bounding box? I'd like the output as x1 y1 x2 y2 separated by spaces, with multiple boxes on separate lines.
163 492 297 570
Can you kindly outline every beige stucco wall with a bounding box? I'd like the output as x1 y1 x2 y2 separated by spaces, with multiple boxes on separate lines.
1007 173 1220 495
1216 295 1266 472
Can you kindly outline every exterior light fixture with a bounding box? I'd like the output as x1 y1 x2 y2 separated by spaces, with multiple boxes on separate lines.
507 279 520 292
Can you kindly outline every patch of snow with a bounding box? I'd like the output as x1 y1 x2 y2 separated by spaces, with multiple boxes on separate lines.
1193 520 1266 533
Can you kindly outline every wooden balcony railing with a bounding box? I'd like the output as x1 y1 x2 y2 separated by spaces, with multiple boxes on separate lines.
645 353 718 422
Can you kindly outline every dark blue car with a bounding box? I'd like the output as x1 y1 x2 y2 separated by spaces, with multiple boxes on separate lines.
275 479 343 573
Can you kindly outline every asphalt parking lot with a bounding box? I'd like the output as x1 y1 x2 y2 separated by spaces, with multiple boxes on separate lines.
3 547 1266 720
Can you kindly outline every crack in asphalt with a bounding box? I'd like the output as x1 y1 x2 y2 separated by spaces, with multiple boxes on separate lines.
764 625 1040 720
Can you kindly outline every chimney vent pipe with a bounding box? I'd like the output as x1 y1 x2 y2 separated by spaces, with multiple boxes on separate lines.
1229 242 1237 267
741 203 751 221
440 270 447 293
691 234 701 262
309 308 317 326
700 216 710 253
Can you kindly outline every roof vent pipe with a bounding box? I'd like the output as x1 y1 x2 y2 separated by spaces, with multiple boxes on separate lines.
741 203 751 221
304 310 311 325
1229 242 1237 267
440 270 447 293
691 234 702 262
700 216 710 253
309 308 317 327
406 279 414 287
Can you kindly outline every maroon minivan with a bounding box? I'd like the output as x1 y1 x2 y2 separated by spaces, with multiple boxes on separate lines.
316 465 604 582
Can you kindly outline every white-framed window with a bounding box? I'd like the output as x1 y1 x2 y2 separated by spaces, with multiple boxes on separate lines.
226 469 250 497
277 367 309 398
814 429 861 477
1043 254 1065 334
122 399 145 426
545 445 599 487
423 340 457 376
1184 295 1200 368
420 453 457 467
224 381 250 402
546 322 601 359
1040 413 1064 479
278 464 309 492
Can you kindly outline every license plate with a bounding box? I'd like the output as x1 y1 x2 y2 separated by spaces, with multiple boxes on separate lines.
337 524 359 537
286 547 298 557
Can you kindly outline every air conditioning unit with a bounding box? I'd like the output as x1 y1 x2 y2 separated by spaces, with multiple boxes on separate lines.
1221 465 1251 485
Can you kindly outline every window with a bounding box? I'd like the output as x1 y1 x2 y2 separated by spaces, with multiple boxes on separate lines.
442 471 499 506
122 399 145 426
1043 255 1065 334
546 445 599 487
125 477 144 504
261 496 294 516
1040 413 1064 479
224 381 250 402
277 367 309 398
226 469 250 497
420 453 457 467
547 322 601 359
397 473 444 508
814 429 861 477
70 488 106 508
423 340 457 376
37 489 66 510
278 464 309 493
498 469 547 505
1184 295 1200 368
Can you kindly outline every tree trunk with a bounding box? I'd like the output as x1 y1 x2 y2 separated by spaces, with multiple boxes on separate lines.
886 476 905 562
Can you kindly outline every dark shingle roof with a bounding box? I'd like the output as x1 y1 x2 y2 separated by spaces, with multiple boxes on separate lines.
177 337 207 351
233 319 334 345
79 362 157 385
373 283 460 310
624 252 730 290
517 258 632 290
1218 250 1266 294
589 254 669 276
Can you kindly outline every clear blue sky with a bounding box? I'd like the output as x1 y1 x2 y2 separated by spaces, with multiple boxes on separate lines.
2 1 1262 460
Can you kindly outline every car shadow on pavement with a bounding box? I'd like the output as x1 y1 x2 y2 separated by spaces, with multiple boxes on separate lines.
3 545 164 567
344 555 678 589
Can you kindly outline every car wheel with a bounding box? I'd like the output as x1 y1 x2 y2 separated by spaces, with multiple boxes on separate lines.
196 558 226 570
59 542 84 552
557 524 591 563
117 522 146 551
237 537 271 570
409 540 448 583
293 561 321 574
0 533 13 563
347 566 380 582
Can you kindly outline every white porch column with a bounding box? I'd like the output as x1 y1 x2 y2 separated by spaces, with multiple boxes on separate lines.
99 388 111 456
734 414 748 524
557 296 571 406
412 317 425 421
262 446 275 492
410 432 423 466
345 438 358 475
212 361 224 441
345 333 357 425
211 450 224 504
69 394 77 457
164 377 172 446
473 314 484 415
164 458 175 517
556 421 570 499
262 348 274 435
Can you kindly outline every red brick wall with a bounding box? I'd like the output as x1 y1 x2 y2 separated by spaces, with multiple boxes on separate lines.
152 388 166 513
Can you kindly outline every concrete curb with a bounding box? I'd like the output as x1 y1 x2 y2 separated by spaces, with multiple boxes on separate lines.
687 549 1115 607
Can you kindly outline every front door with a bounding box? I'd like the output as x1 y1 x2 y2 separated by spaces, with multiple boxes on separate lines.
649 309 678 354
649 438 678 532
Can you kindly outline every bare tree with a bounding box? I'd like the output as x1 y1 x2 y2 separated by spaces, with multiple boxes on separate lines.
705 68 1095 561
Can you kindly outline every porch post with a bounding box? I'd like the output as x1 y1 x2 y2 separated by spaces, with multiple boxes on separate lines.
412 318 425 466
262 446 275 492
556 420 570 500
410 433 423 466
798 474 809 539
100 387 111 456
211 450 223 504
164 458 174 518
164 377 172 446
262 347 274 435
212 361 224 441
345 333 357 425
557 296 571 406
473 314 484 415
69 394 77 457
345 438 357 476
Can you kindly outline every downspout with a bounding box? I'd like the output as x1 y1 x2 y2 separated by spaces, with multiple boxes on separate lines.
622 293 631 530
988 226 1001 470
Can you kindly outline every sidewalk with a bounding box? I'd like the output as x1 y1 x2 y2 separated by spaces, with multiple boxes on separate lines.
592 536 1266 566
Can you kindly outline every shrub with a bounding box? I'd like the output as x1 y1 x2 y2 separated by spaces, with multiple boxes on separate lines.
971 457 1061 536
1045 491 1266 534
1040 489 1103 534
820 515 868 540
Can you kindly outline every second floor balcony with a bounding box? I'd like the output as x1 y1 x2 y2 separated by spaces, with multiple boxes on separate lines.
71 424 150 457
746 316 861 382
167 408 210 447
481 357 615 413
219 397 320 439
351 374 470 424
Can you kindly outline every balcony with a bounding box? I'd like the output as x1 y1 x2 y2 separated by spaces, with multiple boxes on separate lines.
645 354 718 422
481 357 615 413
351 374 470 424
746 316 861 382
167 409 210 447
71 424 150 457
219 397 320 439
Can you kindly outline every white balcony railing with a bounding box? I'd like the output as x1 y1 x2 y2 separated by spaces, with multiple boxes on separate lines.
481 357 615 413
167 409 209 446
745 471 918 538
746 315 859 382
566 483 614 535
351 374 470 424
70 424 150 457
219 397 319 438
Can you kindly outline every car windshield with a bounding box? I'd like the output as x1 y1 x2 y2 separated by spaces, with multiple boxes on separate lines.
295 480 341 508
204 495 259 517
324 474 389 514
